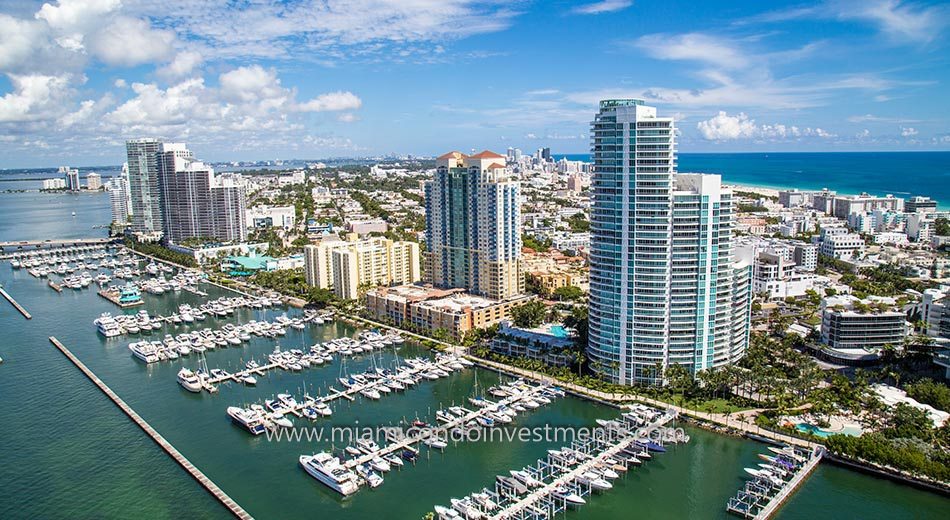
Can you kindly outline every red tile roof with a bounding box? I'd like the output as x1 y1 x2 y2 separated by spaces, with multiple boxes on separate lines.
486 163 506 170
468 150 505 159
437 151 467 160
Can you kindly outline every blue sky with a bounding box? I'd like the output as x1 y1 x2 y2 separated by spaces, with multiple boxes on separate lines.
0 0 948 167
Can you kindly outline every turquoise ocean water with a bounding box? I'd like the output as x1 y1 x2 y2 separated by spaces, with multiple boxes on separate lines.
562 152 950 209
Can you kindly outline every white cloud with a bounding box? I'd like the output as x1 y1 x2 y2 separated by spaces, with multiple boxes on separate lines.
696 111 836 141
696 111 757 140
837 0 949 43
218 65 287 104
87 16 175 66
901 126 918 136
35 0 122 33
157 51 204 80
741 1 949 44
298 91 363 112
113 78 127 88
337 113 358 123
124 0 518 60
0 73 74 123
635 33 749 69
572 1 633 15
0 15 48 70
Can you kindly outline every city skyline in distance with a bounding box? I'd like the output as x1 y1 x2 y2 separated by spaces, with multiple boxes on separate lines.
0 0 949 168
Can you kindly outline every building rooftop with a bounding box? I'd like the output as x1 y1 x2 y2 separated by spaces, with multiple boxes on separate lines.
468 150 505 159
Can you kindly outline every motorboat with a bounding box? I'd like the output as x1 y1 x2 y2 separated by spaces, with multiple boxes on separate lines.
576 471 612 491
356 463 384 488
128 342 160 363
227 406 268 435
552 485 586 506
510 469 542 488
94 313 122 338
177 368 202 392
299 453 360 496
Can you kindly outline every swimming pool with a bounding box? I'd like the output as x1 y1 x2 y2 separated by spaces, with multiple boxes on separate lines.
795 423 863 438
549 325 569 338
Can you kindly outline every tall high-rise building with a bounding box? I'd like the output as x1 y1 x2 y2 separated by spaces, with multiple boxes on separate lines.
126 138 164 233
158 142 247 243
587 100 752 385
425 151 523 301
61 166 80 191
109 172 132 224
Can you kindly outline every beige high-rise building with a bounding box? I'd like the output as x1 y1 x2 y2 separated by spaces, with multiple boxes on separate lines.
424 151 524 301
304 235 420 300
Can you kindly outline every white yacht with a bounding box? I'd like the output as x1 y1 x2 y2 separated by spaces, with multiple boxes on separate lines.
299 452 360 496
177 368 203 393
128 342 160 363
94 313 122 338
227 406 268 435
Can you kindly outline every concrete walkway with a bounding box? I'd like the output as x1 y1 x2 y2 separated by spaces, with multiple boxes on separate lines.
470 357 819 449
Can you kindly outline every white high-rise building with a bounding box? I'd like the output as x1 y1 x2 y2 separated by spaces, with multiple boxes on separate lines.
109 173 132 224
158 142 247 243
587 100 752 385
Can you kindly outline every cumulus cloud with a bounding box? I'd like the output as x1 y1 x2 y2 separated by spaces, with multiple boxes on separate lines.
0 74 75 123
572 1 633 15
900 126 918 136
87 16 175 66
696 111 836 140
102 67 362 137
156 51 204 80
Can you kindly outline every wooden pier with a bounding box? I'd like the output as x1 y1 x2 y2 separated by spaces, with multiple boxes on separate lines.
48 336 254 520
0 286 32 319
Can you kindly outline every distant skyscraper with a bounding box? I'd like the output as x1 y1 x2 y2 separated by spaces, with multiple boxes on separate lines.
85 172 101 191
62 166 80 191
158 142 247 243
587 100 752 385
109 173 131 224
425 151 523 300
541 147 551 161
126 138 164 233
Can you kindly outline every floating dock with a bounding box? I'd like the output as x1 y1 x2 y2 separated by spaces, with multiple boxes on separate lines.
0 286 32 319
726 446 824 519
98 288 144 308
48 336 253 520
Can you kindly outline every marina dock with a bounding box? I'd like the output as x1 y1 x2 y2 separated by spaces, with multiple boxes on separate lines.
344 382 560 471
48 336 254 520
726 446 824 519
0 285 32 319
489 411 677 520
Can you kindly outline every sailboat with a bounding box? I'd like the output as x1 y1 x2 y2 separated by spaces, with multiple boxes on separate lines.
468 371 490 408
